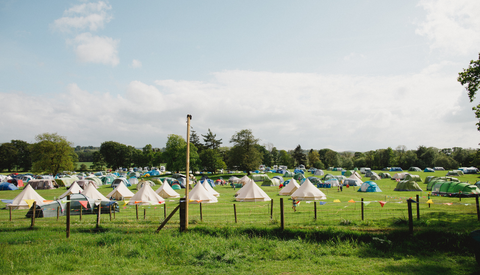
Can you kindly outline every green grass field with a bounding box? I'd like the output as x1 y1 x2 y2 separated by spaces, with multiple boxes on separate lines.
1 170 480 274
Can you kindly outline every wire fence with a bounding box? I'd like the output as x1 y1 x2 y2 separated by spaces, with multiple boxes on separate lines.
2 196 479 232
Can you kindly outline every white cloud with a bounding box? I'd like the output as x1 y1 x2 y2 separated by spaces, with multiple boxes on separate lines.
1 70 477 151
343 52 366 61
415 0 480 56
52 1 112 32
69 33 119 66
131 59 142 68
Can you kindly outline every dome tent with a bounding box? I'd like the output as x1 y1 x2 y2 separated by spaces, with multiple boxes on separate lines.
394 180 423 191
358 181 382 192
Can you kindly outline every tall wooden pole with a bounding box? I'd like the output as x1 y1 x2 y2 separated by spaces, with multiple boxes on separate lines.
66 195 71 238
182 114 192 232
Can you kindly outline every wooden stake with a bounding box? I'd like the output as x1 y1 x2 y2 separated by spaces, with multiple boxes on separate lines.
136 204 139 220
96 203 101 228
270 199 274 219
144 208 146 220
164 204 167 219
416 194 420 220
66 195 71 238
57 206 59 220
9 206 12 222
280 198 284 230
30 201 36 228
407 199 413 235
199 202 203 222
314 201 317 221
234 204 237 223
361 198 364 221
109 205 112 221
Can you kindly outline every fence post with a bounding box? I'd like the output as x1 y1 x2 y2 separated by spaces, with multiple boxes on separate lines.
416 194 420 220
361 198 364 221
9 206 12 222
30 201 36 228
96 203 101 229
80 205 82 221
164 204 167 219
136 204 139 220
57 206 60 220
476 195 480 221
407 199 413 235
199 203 203 222
314 201 317 221
280 198 284 230
144 208 146 220
109 205 112 221
234 204 237 223
270 199 274 220
66 195 71 238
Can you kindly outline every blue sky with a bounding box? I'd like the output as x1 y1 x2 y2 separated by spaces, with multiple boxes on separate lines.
1 0 480 152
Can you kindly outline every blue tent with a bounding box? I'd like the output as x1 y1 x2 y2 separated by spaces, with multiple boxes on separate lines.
357 181 382 192
424 168 435 172
390 167 403 172
0 182 18 191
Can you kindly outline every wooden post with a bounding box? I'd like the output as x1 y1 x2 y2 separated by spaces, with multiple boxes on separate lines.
164 204 167 219
144 208 146 220
416 194 420 220
280 198 284 230
270 199 274 219
156 204 180 233
314 201 317 221
109 205 112 221
407 199 413 235
136 204 139 220
361 198 364 221
80 205 82 221
181 114 192 232
57 206 60 220
476 195 480 221
234 204 237 223
96 203 101 229
113 204 116 219
30 201 36 228
199 203 203 222
9 206 12 222
66 195 71 238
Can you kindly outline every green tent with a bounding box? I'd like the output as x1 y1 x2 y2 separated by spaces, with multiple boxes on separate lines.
427 177 460 191
294 173 305 181
252 174 269 182
344 170 354 177
394 180 423 191
431 181 480 197
54 175 80 187
379 172 391 179
283 171 295 177
446 170 464 176
85 176 103 187
405 174 422 183
261 177 280 186
322 173 334 180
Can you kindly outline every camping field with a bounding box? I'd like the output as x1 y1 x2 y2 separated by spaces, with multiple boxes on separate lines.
1 170 480 274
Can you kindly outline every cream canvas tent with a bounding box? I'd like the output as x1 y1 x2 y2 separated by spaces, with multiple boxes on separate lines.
59 182 83 199
128 184 165 206
136 180 156 190
107 182 135 200
236 179 271 202
291 178 327 201
201 180 220 197
189 182 218 203
279 178 300 196
156 179 180 198
238 175 251 186
7 184 45 210
82 182 110 202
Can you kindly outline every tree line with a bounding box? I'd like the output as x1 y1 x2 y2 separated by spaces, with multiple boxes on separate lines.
1 131 479 175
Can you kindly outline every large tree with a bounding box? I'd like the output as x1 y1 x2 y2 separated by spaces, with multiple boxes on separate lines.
458 53 480 130
163 134 187 173
292 145 307 167
30 133 77 175
0 143 18 172
99 141 131 170
228 129 262 172
202 129 222 150
11 140 31 171
200 148 226 173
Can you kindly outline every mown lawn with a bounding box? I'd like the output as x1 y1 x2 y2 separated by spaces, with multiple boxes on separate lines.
1 170 480 274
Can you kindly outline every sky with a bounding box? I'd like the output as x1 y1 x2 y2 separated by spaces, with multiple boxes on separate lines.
1 0 480 152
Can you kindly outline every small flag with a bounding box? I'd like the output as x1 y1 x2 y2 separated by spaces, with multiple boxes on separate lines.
348 199 355 203
79 201 88 209
426 199 433 204
379 201 386 207
333 199 341 203
24 199 35 208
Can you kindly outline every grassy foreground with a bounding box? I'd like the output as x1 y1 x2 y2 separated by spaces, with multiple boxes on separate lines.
1 170 480 274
